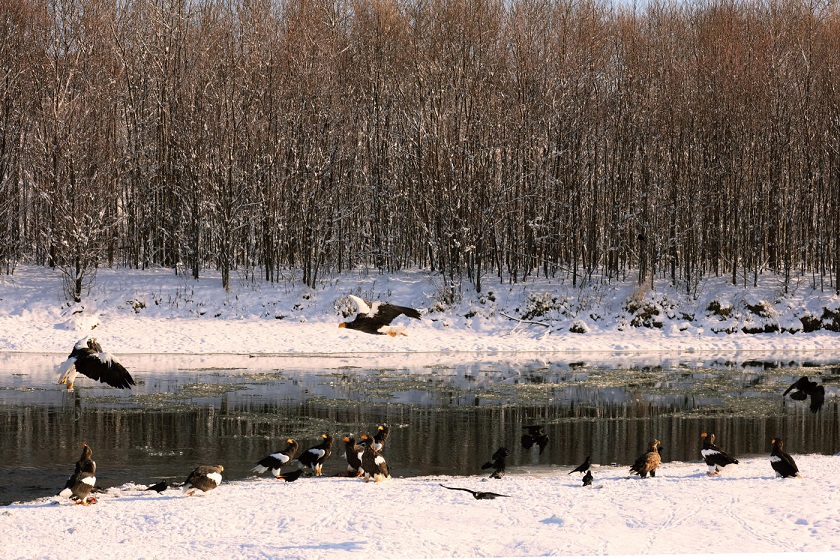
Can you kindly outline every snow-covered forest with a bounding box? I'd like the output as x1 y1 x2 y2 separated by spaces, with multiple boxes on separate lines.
1 0 840 302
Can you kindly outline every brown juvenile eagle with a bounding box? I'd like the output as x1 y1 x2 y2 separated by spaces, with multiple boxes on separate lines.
183 465 224 496
629 439 661 478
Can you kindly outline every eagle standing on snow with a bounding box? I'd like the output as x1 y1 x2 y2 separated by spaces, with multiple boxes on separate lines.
343 435 366 477
629 439 661 478
297 433 333 476
59 443 98 505
360 434 391 482
769 438 800 478
251 438 299 479
183 465 224 496
783 376 825 413
700 433 739 476
339 295 421 336
57 337 135 391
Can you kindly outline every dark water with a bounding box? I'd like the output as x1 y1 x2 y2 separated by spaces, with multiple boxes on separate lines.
1 353 838 505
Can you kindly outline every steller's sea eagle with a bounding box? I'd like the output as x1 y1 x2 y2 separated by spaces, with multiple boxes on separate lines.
57 337 135 391
339 295 421 336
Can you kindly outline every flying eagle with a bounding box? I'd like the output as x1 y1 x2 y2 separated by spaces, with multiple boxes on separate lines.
57 337 135 391
339 295 421 336
783 376 825 413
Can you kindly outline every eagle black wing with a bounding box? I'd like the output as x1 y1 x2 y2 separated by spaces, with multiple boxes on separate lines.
371 303 422 324
73 350 135 389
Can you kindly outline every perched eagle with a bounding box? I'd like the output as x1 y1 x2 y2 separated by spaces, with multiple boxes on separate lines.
183 465 224 496
57 337 135 391
629 439 661 478
59 444 97 505
372 424 390 451
252 438 299 479
770 438 800 478
361 434 390 483
297 434 333 476
339 295 421 336
481 447 509 479
700 433 739 475
343 435 366 477
783 376 825 413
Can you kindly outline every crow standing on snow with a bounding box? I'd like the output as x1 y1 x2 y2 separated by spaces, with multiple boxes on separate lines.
143 480 169 493
481 447 509 479
569 455 591 476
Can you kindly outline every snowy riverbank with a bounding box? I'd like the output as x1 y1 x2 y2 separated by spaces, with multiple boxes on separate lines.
2 456 839 559
2 265 840 559
1 265 840 357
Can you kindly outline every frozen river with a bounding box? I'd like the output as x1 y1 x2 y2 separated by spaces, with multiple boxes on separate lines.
1 352 837 505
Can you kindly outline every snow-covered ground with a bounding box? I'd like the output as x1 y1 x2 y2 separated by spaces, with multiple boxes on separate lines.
1 264 840 357
2 456 838 559
1 265 840 559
